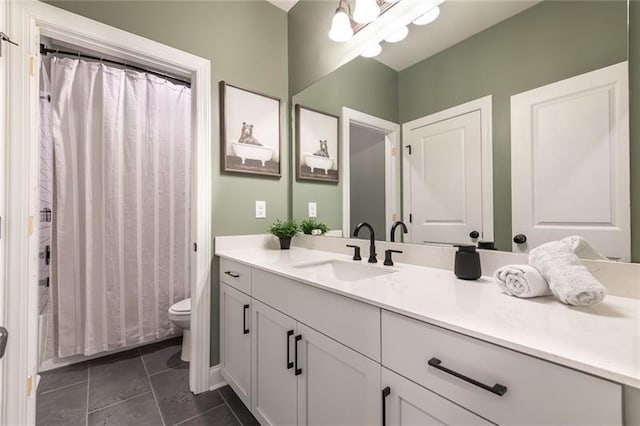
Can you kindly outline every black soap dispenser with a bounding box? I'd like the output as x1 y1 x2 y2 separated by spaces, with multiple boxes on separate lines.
454 244 481 280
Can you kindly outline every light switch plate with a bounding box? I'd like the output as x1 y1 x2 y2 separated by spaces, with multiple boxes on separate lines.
308 202 317 218
255 200 266 218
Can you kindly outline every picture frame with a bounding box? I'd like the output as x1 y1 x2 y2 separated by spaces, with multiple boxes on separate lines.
220 81 281 177
295 104 339 183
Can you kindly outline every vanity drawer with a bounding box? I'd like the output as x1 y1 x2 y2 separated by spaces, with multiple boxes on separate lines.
252 269 381 362
382 310 622 425
219 258 251 294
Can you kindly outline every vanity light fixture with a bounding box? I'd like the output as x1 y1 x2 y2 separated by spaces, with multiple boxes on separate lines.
384 25 409 43
328 0 354 42
413 5 440 25
353 0 381 24
361 43 382 57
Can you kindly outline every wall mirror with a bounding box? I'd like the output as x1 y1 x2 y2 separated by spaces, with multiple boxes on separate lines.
291 0 632 261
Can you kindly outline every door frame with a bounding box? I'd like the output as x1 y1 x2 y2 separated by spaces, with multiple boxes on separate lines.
5 2 212 423
402 95 494 243
342 107 401 239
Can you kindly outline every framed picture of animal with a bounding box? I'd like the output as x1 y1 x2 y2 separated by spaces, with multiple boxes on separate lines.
219 81 281 177
295 105 339 183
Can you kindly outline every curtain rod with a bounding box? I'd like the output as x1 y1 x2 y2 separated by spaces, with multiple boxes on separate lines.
39 44 191 88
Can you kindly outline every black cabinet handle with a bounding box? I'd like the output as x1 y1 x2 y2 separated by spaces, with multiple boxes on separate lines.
286 330 294 369
427 357 507 396
225 271 240 278
294 334 302 376
469 230 480 239
242 304 249 334
382 386 390 426
513 234 527 244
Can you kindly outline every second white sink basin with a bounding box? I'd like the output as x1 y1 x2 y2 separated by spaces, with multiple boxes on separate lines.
292 259 396 282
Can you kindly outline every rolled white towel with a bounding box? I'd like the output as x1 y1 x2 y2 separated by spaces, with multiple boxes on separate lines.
494 265 550 298
529 241 607 306
561 235 608 260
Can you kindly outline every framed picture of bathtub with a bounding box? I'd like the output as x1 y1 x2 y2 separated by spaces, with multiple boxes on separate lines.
220 81 281 177
295 105 339 183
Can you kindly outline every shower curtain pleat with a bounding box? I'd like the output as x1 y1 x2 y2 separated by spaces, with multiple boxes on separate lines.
51 57 191 357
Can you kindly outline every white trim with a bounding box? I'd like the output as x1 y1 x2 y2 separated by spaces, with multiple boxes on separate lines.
5 2 212 423
341 107 401 240
209 364 227 391
402 95 494 242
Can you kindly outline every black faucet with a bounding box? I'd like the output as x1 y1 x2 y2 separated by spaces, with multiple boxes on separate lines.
390 221 408 242
353 222 377 263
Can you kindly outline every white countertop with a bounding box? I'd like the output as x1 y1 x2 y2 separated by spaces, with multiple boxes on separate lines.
216 246 640 388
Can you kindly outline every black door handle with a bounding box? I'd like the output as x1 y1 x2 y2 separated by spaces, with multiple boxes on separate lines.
242 304 249 334
427 357 507 396
469 230 480 239
513 234 527 244
0 327 7 360
286 330 294 369
294 334 302 376
382 386 390 426
225 271 240 278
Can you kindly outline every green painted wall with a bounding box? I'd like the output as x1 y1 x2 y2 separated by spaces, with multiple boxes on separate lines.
398 0 627 252
291 57 398 230
46 0 289 365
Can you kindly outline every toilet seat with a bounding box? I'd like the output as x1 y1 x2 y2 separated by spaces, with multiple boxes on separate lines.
169 298 191 315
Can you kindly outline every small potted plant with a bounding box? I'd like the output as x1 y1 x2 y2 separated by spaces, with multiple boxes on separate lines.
300 219 329 236
269 219 299 249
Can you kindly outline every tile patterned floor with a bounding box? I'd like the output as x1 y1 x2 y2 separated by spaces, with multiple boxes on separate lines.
36 337 260 426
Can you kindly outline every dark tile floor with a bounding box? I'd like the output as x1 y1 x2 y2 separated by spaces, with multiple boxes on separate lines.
36 337 260 426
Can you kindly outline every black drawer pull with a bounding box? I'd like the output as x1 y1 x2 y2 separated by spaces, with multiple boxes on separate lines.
427 357 507 396
242 304 249 334
286 330 294 369
224 271 240 278
294 334 302 376
382 386 390 426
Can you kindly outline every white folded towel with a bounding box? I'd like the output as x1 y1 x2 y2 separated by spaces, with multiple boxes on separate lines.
495 265 550 298
529 241 607 306
561 236 608 260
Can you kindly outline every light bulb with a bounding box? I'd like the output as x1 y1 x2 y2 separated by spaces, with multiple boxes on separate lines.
353 0 380 24
361 43 382 58
413 6 440 26
384 25 409 43
328 8 353 42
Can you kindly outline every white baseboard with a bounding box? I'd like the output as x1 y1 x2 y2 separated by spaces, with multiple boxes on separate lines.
209 365 226 391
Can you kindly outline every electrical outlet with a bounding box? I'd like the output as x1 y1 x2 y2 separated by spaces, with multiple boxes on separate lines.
255 201 266 218
308 202 317 218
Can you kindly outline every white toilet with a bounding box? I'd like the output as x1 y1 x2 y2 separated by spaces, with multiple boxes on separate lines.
168 298 191 362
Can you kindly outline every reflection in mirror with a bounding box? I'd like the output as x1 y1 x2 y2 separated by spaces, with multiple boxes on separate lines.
292 0 630 260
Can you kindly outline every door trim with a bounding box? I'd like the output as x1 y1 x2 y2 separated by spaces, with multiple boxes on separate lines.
5 2 212 423
402 95 494 242
342 107 401 240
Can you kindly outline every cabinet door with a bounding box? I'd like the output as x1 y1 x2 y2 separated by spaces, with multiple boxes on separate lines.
220 283 251 407
251 300 298 426
382 368 491 426
296 323 380 426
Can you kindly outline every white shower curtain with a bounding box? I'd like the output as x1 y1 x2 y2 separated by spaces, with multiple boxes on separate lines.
51 57 191 357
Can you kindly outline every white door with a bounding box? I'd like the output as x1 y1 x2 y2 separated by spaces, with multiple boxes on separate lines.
0 0 7 417
220 283 252 407
251 300 298 426
296 323 380 426
511 62 629 260
382 368 491 426
406 110 483 245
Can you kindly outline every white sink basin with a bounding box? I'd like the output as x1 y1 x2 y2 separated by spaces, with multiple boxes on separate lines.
292 259 395 282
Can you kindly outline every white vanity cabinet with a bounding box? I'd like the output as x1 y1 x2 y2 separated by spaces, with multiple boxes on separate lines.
382 367 491 425
251 300 381 425
220 282 252 408
382 310 623 425
223 263 381 425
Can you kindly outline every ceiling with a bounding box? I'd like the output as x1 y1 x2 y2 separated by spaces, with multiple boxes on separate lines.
375 0 541 71
266 0 300 12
